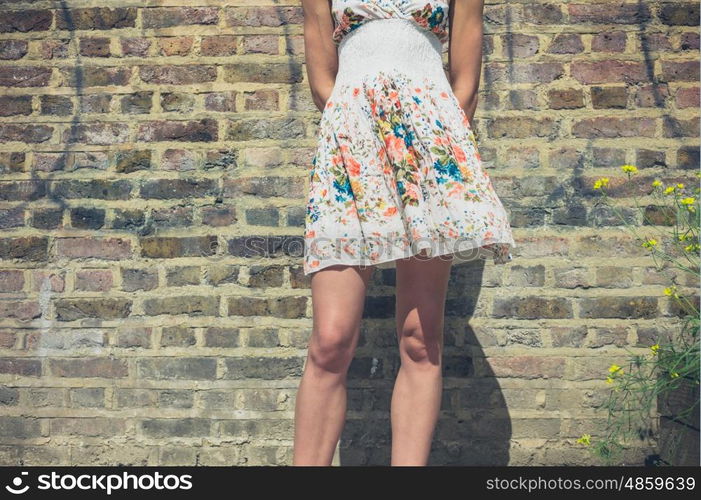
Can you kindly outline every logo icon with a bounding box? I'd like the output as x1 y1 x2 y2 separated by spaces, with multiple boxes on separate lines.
5 472 29 495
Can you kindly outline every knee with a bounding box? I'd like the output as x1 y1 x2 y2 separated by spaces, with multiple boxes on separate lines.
307 326 357 374
398 319 442 369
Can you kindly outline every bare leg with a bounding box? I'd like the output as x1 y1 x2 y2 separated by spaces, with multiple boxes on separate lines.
293 264 375 465
391 251 453 465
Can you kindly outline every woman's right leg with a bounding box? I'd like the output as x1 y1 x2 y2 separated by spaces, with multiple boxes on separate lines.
292 264 375 465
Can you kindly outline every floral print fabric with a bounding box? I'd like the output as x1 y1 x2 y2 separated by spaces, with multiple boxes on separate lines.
303 11 516 276
331 0 449 46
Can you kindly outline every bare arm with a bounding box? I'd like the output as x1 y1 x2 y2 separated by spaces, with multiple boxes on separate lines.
447 0 485 124
302 0 338 112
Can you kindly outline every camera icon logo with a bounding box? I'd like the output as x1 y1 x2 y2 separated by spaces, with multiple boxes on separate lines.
5 472 29 495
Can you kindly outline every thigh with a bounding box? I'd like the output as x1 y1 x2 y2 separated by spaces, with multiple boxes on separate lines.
395 251 453 336
310 264 376 337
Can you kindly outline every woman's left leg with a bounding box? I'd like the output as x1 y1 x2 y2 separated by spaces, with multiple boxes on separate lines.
390 251 453 465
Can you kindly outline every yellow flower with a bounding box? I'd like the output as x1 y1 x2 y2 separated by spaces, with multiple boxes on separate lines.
641 239 657 249
664 186 675 195
680 197 696 205
677 183 684 189
670 372 680 379
651 179 662 187
650 344 660 354
685 243 700 252
608 364 622 374
664 286 679 298
621 165 638 174
606 376 615 384
593 177 610 190
576 434 591 446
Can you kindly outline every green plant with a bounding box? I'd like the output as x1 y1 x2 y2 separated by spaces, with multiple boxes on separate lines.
578 166 700 465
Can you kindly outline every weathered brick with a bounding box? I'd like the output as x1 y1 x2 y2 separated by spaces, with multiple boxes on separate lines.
63 123 130 145
204 92 237 112
165 266 200 287
49 358 128 378
56 8 137 30
201 36 237 56
55 298 132 321
115 150 151 173
115 327 152 349
661 61 699 81
137 358 216 380
140 178 218 199
225 6 304 27
243 90 280 111
137 119 218 142
79 37 111 57
592 31 626 52
568 3 651 24
493 296 573 319
0 11 52 32
547 33 583 54
548 88 584 109
659 4 700 25
488 117 556 139
0 358 42 377
227 296 307 318
0 417 41 438
139 65 217 85
0 237 49 261
161 326 197 347
579 296 658 318
121 37 151 57
0 124 53 143
572 117 655 138
502 34 539 58
55 237 131 260
140 236 218 258
571 61 646 84
223 63 303 83
160 93 195 113
677 146 699 169
227 118 305 140
142 7 219 29
142 296 219 316
60 67 132 87
663 117 699 138
0 96 32 116
222 356 304 379
243 35 279 55
483 356 566 379
634 83 669 108
591 86 627 108
675 87 700 108
484 62 564 85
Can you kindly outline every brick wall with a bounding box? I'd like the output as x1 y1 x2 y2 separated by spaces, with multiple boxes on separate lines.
0 0 698 466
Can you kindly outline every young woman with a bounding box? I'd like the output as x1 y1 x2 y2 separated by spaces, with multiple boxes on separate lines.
294 0 515 466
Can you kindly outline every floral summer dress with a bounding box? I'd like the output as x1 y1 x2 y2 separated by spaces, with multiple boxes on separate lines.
303 0 516 275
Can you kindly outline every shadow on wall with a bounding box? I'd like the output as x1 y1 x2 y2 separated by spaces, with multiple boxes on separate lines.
338 260 512 466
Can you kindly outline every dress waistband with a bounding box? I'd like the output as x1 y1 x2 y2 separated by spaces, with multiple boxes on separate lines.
335 18 447 85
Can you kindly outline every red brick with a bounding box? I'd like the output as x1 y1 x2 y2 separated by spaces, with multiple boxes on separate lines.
571 60 647 84
0 66 52 87
676 87 700 108
572 117 656 138
55 238 132 260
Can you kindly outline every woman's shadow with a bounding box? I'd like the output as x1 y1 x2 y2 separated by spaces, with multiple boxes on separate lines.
338 258 512 465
